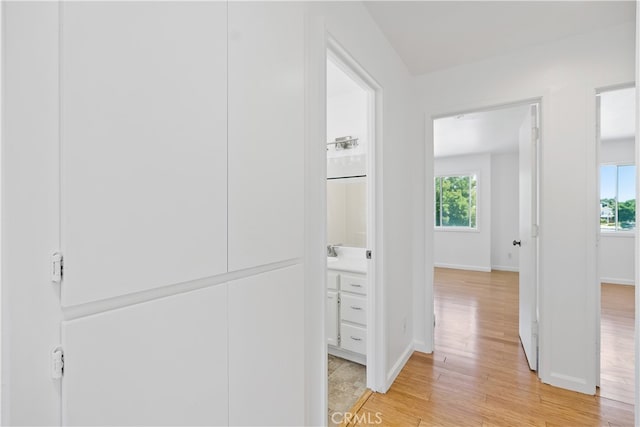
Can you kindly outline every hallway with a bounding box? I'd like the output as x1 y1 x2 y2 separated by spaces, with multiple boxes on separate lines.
346 268 634 426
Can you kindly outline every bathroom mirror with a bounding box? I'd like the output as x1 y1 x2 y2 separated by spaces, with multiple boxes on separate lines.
327 177 367 248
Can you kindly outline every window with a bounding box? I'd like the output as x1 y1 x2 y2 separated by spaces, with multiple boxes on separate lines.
435 174 477 229
600 164 636 231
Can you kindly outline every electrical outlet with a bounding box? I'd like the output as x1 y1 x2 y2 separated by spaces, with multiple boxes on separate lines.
508 252 512 259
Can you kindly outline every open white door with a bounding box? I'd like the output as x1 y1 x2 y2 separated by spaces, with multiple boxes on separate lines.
518 104 539 371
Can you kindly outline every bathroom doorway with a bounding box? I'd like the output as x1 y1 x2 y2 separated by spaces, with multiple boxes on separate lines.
325 43 380 425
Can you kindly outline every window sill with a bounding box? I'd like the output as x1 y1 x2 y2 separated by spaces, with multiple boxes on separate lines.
434 227 480 234
600 231 635 238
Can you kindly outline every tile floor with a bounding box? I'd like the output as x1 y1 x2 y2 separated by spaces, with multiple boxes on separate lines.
328 354 366 426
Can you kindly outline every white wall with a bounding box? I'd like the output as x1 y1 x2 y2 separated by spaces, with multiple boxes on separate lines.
433 153 491 272
415 21 635 394
491 152 520 272
600 137 635 285
305 4 421 423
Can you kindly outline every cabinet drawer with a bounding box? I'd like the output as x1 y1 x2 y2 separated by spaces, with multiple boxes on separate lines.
327 271 339 290
340 323 366 355
341 273 366 295
340 293 366 325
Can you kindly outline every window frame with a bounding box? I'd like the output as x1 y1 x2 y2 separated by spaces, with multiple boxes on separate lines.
599 162 636 234
434 172 479 232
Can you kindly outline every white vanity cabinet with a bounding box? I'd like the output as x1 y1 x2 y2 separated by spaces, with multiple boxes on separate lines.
327 291 339 347
327 268 367 365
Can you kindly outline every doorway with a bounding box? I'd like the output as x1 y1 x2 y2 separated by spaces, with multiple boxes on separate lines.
431 100 541 373
596 85 636 405
325 44 379 425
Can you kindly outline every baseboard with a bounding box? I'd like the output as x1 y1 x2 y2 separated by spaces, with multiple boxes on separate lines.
413 339 431 354
544 371 592 395
434 262 491 273
492 265 519 272
385 342 414 392
328 346 366 366
600 277 635 286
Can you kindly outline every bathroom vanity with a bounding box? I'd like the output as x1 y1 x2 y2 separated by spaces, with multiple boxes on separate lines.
326 253 367 365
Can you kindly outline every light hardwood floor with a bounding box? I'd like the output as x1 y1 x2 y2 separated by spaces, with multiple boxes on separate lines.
346 268 635 426
600 283 635 406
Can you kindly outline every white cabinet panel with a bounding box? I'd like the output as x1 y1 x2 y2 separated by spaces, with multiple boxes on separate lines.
340 293 367 325
327 270 340 290
327 290 339 346
60 2 228 306
62 285 228 426
341 272 367 295
229 265 304 426
340 323 367 355
228 2 305 271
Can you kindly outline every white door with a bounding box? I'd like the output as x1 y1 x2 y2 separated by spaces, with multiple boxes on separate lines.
327 290 339 346
518 104 540 371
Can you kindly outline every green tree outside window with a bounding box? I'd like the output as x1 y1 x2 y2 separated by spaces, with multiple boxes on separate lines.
435 174 478 229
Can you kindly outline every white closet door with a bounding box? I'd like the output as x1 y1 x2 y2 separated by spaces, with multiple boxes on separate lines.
62 285 228 426
60 2 228 306
228 2 305 271
228 265 305 426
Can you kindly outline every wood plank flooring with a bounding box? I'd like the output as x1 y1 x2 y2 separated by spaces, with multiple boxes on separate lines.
600 283 635 405
347 268 635 426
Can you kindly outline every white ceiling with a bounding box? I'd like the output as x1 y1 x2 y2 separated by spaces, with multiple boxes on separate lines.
600 87 636 141
434 104 530 158
365 1 636 76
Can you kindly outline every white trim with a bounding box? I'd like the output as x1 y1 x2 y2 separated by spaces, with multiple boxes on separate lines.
302 11 327 427
427 95 546 387
635 6 640 424
600 231 635 238
385 342 413 391
594 82 636 397
600 277 635 286
434 263 491 273
434 227 480 233
492 265 519 273
0 1 5 423
326 35 385 394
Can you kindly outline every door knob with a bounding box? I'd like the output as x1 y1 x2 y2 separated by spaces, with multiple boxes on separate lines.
513 240 521 247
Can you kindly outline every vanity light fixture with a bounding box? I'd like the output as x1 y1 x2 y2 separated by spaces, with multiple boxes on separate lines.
327 136 359 151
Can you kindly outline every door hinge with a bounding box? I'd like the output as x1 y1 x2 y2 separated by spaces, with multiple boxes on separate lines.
532 224 539 238
52 252 63 283
337 294 341 305
52 346 64 379
532 126 540 142
337 333 341 346
366 250 372 260
531 321 539 338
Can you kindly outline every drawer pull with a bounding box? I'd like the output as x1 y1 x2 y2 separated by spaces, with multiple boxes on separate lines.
350 336 362 341
350 305 362 310
349 283 362 287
